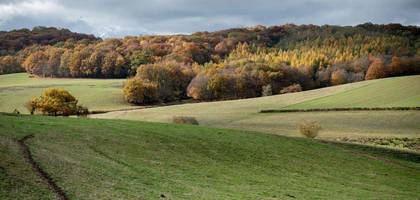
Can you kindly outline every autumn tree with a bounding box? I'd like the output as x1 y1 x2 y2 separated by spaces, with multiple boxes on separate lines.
365 57 388 80
102 50 127 78
389 56 420 76
123 78 158 104
45 47 65 77
187 74 211 100
331 69 348 85
26 88 88 116
0 56 22 75
136 60 196 101
129 50 154 75
23 51 48 76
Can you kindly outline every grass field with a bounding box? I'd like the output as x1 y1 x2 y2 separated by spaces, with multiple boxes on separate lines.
0 73 137 113
1 113 419 199
93 75 420 139
285 75 420 109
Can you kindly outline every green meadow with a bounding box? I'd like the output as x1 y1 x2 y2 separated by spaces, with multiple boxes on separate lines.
1 113 419 199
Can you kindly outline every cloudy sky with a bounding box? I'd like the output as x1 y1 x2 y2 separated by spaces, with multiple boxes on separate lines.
0 0 419 37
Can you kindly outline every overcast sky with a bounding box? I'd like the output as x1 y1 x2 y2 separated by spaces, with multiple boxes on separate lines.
0 0 419 37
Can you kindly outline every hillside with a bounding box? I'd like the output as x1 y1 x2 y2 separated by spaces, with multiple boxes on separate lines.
0 73 135 113
285 75 420 109
94 76 420 139
0 26 98 55
1 113 419 199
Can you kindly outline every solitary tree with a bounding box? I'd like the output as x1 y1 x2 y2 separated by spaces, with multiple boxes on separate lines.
26 88 88 116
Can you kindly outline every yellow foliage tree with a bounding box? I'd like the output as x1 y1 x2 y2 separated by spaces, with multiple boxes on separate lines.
123 78 159 105
26 88 88 116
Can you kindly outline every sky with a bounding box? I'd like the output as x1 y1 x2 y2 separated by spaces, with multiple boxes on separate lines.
0 0 419 37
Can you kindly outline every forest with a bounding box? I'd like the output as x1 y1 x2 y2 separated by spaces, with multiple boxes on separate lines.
1 23 419 103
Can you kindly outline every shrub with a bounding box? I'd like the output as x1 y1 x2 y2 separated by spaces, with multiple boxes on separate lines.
280 84 302 94
298 120 321 138
172 116 199 125
26 88 88 116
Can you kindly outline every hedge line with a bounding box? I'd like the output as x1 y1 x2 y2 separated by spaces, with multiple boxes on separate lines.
260 107 420 113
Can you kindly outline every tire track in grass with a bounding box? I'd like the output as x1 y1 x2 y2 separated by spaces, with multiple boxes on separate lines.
17 134 68 200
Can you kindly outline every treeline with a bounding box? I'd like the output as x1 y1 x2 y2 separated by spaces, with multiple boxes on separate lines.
0 26 99 75
3 23 418 77
186 44 420 101
0 26 98 55
1 23 419 104
124 43 420 104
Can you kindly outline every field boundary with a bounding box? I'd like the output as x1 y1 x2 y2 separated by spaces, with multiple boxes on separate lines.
17 134 68 200
260 107 420 113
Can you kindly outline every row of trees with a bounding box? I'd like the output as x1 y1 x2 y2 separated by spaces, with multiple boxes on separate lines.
0 26 98 56
22 44 129 78
124 43 420 103
186 44 420 101
0 27 98 75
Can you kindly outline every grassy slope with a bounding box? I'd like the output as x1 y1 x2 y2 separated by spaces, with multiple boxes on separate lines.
0 130 55 199
94 76 420 139
0 113 419 199
285 75 420 109
0 73 137 113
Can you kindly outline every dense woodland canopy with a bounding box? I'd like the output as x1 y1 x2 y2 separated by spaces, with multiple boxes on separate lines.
1 23 419 103
0 26 98 55
0 26 98 74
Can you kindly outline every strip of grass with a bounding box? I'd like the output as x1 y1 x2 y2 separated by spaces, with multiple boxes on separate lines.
0 113 419 199
260 107 420 113
284 75 420 110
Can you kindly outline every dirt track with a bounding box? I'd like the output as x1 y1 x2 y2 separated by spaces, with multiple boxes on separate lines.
17 134 68 200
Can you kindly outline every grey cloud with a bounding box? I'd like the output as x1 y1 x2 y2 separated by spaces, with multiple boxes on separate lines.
0 0 419 37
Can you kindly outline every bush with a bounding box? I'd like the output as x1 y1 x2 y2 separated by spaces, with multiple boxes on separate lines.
280 84 302 94
172 116 199 125
26 88 88 116
298 120 321 138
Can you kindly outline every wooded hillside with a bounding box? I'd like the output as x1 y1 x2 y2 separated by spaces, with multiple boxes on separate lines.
1 23 419 103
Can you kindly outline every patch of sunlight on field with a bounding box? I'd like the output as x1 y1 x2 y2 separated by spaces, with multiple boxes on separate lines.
93 76 420 139
0 73 138 113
